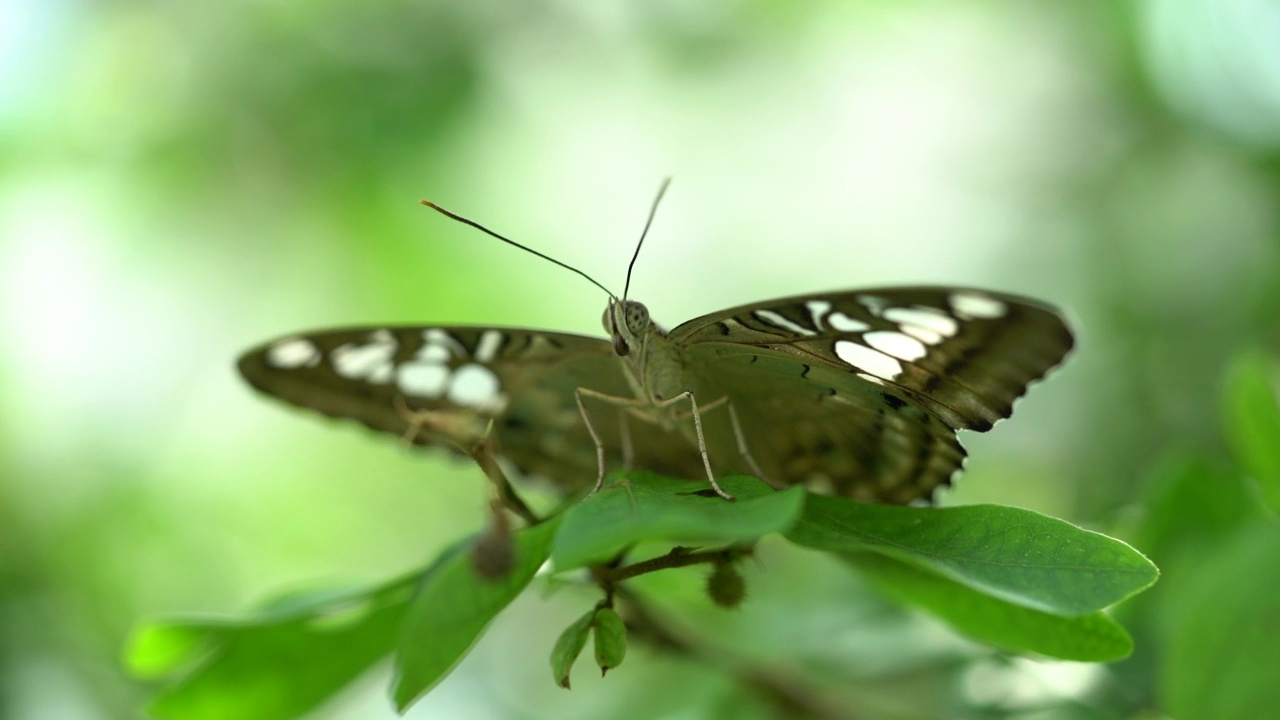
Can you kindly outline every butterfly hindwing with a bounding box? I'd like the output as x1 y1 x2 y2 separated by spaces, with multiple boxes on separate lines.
672 345 965 502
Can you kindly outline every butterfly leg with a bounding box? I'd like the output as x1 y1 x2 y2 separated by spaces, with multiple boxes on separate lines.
654 391 736 501
393 395 488 451
575 387 647 494
672 396 770 486
724 400 771 486
618 410 635 469
392 396 538 525
575 387 735 501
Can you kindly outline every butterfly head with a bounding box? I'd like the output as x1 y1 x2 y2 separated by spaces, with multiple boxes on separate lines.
603 299 651 357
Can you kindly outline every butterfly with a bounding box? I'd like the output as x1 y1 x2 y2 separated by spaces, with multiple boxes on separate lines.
238 184 1073 504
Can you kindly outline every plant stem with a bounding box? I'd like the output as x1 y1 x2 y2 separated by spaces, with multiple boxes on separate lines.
600 548 732 585
468 443 540 525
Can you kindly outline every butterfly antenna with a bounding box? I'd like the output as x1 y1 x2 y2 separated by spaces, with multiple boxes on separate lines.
622 176 671 301
421 200 616 299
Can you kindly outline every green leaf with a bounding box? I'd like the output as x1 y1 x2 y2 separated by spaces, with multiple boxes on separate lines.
1223 350 1280 512
1131 454 1267 567
551 472 805 571
1161 523 1280 720
591 606 627 676
550 611 594 689
787 495 1158 615
850 553 1133 661
126 623 214 680
392 518 560 711
127 576 417 720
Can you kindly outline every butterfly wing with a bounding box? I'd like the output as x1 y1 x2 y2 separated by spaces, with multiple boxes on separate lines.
669 287 1073 502
238 326 697 490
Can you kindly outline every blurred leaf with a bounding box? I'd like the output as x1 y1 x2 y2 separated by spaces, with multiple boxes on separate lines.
1223 350 1280 512
125 624 215 680
787 495 1158 615
1161 523 1280 720
850 553 1133 662
591 606 627 676
1112 454 1269 706
701 686 768 717
131 575 417 720
550 473 804 571
1131 454 1267 566
550 610 594 689
392 518 560 711
705 690 775 720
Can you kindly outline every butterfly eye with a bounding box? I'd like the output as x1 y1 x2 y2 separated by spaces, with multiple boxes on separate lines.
625 302 650 334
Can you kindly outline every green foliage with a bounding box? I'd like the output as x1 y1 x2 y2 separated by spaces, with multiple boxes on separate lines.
126 577 417 720
1109 348 1280 720
848 553 1133 661
1223 350 1280 513
392 519 561 710
129 471 1159 718
591 607 628 676
787 496 1158 616
550 611 594 689
551 475 805 570
1160 523 1280 720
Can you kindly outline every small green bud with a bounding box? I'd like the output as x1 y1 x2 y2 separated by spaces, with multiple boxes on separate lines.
592 607 627 676
706 562 747 608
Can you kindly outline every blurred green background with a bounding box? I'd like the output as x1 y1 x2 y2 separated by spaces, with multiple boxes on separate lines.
3 1 1279 718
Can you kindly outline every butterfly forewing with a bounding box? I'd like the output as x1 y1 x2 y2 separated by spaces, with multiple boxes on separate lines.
671 287 1073 431
668 287 1073 502
238 326 702 490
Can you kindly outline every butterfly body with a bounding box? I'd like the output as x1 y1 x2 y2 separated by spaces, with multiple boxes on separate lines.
239 286 1072 504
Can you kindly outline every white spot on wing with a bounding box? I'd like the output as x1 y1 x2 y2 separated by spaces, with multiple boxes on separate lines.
805 300 832 330
475 330 503 364
884 306 959 342
857 295 889 317
368 363 394 384
417 344 451 363
826 311 870 332
835 340 903 379
754 309 816 336
865 331 928 361
418 328 467 363
398 363 450 396
950 292 1007 319
448 363 505 410
424 329 465 353
332 336 397 382
857 372 887 386
267 338 320 368
900 325 943 345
